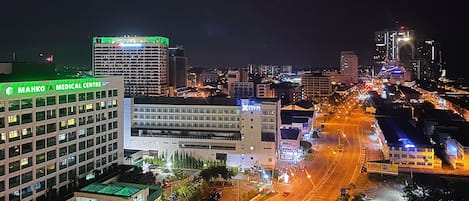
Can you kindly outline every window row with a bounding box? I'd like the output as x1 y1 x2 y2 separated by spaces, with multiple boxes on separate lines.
134 114 239 121
2 89 118 112
134 107 240 114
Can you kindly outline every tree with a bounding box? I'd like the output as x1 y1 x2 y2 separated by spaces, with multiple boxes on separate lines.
403 180 434 201
300 140 312 153
351 192 366 201
199 166 232 182
117 167 156 185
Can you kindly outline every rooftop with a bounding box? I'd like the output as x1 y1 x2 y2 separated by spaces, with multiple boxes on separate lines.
376 117 431 148
78 182 163 201
280 128 301 140
124 149 142 156
281 108 313 125
133 96 278 106
80 183 142 198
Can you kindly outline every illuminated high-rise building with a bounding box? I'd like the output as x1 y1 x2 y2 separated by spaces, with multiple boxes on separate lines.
0 75 124 200
92 36 169 97
416 40 444 81
374 27 415 64
339 51 358 85
374 27 415 80
168 45 188 89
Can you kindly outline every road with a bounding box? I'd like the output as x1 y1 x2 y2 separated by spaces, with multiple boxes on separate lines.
305 99 367 201
264 92 376 201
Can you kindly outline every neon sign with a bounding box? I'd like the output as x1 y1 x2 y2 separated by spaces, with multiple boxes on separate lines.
117 43 142 47
93 36 169 46
1 78 103 96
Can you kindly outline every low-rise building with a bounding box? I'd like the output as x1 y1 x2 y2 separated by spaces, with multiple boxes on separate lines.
124 149 144 167
72 182 162 201
375 117 438 169
279 128 301 161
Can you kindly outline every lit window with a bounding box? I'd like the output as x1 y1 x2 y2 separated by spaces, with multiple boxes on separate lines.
8 115 18 123
85 104 93 110
68 119 75 126
8 130 19 139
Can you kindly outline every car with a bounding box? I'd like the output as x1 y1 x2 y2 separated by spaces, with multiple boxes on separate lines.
283 192 290 197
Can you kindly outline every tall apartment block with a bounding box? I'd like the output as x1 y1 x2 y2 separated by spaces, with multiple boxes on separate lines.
92 36 169 97
0 77 124 201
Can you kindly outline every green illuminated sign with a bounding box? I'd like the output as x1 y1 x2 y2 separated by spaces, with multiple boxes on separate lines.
1 78 103 97
93 36 169 46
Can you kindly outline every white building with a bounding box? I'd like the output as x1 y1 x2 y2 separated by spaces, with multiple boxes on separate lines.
92 36 169 97
374 117 437 169
124 97 280 170
0 77 124 201
279 128 301 161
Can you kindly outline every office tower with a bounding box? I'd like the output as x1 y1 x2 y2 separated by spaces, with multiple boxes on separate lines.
92 36 169 97
168 46 188 89
339 51 358 85
416 40 444 81
374 28 415 64
0 76 124 201
226 70 240 94
230 82 255 98
374 27 415 79
301 72 332 99
125 97 280 170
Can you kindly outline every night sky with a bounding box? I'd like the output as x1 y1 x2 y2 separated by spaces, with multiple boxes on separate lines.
0 0 467 77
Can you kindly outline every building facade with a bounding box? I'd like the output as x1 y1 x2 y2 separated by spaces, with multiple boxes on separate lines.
256 84 275 98
230 82 255 99
0 77 124 201
92 36 169 97
301 73 332 99
168 46 188 89
416 40 443 81
125 97 280 170
339 51 358 85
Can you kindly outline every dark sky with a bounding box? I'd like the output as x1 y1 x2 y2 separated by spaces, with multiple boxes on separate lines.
0 0 467 77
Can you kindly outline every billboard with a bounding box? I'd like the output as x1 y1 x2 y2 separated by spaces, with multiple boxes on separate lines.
366 161 398 175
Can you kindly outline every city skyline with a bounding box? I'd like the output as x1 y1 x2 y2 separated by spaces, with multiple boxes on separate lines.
0 0 466 78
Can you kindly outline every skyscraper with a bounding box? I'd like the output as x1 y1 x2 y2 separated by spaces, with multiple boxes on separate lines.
374 28 415 64
374 27 415 80
416 40 444 81
168 45 188 89
92 36 169 97
339 51 358 85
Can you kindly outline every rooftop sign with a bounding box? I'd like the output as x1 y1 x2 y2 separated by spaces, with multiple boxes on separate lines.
1 78 103 97
239 99 262 112
93 36 169 46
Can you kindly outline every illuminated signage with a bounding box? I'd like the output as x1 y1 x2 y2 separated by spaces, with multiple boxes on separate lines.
118 43 142 47
93 36 169 46
1 78 103 96
240 99 262 112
